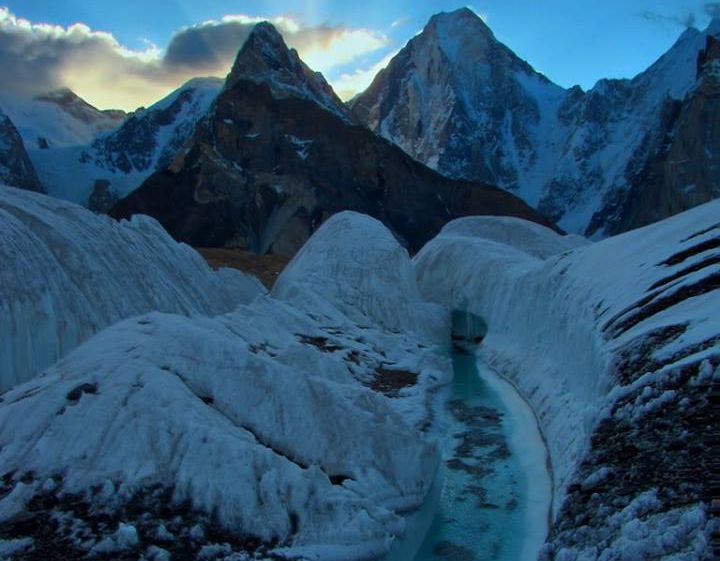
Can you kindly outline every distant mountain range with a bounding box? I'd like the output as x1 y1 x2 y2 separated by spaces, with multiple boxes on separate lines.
0 80 221 211
0 8 717 244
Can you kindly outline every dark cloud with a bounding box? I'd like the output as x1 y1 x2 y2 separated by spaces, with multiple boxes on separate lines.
164 20 254 71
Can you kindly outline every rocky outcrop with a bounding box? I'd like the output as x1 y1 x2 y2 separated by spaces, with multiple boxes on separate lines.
226 22 348 120
0 108 44 192
110 23 553 256
86 179 118 213
351 10 720 237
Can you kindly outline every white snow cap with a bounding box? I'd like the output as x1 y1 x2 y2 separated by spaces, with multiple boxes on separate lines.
273 211 450 345
437 215 588 259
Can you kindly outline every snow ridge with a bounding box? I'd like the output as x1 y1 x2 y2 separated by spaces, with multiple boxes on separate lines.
29 78 223 207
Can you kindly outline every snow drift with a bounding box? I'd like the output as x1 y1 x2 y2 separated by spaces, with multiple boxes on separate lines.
0 186 263 392
415 206 719 559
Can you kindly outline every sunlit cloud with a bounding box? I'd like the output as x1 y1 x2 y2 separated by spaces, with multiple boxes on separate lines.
331 50 399 101
0 7 390 111
300 28 387 73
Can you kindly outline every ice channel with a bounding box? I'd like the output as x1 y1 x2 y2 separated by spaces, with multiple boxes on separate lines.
386 313 552 561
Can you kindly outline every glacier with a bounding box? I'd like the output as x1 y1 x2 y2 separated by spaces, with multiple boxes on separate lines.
415 203 719 559
0 200 452 560
0 184 715 560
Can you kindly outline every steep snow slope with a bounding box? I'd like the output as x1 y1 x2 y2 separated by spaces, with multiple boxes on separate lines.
0 186 262 392
352 10 720 237
0 109 43 192
28 78 222 208
0 211 450 561
415 204 719 559
549 23 718 236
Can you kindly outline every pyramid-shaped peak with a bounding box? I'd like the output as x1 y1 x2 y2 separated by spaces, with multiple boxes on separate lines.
427 7 492 33
225 21 348 120
244 21 288 55
418 7 499 59
228 21 297 82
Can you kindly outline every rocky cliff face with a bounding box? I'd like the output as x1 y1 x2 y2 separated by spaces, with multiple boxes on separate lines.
588 34 720 235
111 23 553 256
0 108 44 192
351 9 720 237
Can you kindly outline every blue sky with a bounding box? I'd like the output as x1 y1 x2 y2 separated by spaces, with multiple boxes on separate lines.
1 1 716 109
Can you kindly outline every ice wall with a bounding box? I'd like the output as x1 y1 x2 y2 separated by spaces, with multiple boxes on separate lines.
0 186 263 391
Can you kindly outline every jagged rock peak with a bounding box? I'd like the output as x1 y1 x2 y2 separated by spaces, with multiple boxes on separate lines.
226 21 348 119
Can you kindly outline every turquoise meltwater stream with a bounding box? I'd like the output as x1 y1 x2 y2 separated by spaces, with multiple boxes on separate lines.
385 350 550 561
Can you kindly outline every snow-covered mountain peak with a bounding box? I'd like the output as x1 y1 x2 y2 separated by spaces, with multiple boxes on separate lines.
630 21 713 103
426 7 495 50
35 87 126 128
0 88 125 150
350 9 565 204
420 7 543 80
226 21 348 119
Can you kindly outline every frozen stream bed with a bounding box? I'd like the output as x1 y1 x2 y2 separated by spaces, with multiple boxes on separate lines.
387 351 552 561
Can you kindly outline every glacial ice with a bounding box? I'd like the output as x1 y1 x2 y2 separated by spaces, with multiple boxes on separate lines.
0 185 263 391
0 205 451 560
415 201 719 559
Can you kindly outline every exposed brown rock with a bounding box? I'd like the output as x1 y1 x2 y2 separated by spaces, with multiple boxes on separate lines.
196 247 289 289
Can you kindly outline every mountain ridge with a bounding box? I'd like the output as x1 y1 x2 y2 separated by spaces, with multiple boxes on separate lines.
350 8 720 237
110 21 556 255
